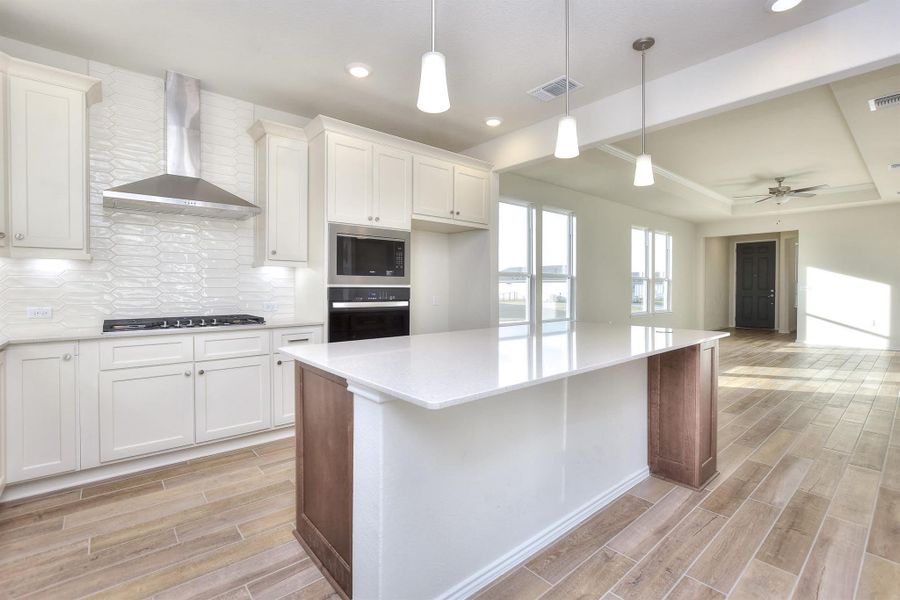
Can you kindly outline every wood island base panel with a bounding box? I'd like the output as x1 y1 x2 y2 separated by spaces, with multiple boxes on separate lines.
287 323 727 599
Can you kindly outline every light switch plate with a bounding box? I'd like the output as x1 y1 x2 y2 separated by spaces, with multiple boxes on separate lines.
27 306 53 319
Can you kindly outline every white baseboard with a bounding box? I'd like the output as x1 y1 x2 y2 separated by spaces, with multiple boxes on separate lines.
438 466 651 600
1 428 294 503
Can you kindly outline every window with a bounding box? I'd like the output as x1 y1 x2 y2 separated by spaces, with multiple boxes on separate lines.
498 202 533 324
541 209 576 322
631 227 672 314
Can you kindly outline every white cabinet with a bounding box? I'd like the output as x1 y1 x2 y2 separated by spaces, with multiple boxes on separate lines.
250 120 309 267
412 158 490 227
412 156 454 219
327 132 373 227
453 166 490 225
99 363 195 461
195 355 272 442
0 350 6 495
272 326 323 426
0 71 7 249
5 342 78 482
1 55 101 259
373 144 412 230
194 330 270 361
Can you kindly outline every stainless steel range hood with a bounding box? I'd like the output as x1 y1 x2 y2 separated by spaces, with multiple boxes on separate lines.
103 72 260 220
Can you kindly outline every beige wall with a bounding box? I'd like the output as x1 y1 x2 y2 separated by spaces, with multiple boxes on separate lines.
703 237 730 330
500 174 699 329
698 203 900 350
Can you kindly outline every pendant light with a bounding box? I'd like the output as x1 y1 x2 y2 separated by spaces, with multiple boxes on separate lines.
417 0 450 113
632 37 655 186
554 0 579 159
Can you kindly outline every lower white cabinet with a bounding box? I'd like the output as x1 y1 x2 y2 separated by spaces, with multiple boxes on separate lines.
272 327 323 426
99 363 195 462
6 342 77 482
0 350 7 495
195 355 272 442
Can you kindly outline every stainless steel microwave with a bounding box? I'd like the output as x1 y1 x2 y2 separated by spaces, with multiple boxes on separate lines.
328 224 410 286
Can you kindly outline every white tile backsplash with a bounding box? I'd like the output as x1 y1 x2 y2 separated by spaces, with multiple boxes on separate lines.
0 62 300 335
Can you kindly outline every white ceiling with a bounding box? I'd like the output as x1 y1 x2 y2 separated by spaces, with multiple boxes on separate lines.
512 63 900 222
0 0 868 151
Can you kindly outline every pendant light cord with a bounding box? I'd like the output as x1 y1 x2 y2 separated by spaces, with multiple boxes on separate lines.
565 0 570 116
640 50 646 154
431 0 436 52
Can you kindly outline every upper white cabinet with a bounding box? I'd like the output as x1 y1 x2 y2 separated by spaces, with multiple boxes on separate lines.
5 342 78 482
372 144 412 230
453 166 490 225
249 120 309 267
1 53 101 260
306 116 491 233
412 156 454 220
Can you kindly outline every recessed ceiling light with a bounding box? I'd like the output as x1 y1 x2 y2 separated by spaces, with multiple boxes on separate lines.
485 117 503 127
767 0 803 13
346 63 371 78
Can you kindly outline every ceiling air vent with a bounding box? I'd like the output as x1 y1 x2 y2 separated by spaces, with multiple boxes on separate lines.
527 76 583 102
868 92 900 111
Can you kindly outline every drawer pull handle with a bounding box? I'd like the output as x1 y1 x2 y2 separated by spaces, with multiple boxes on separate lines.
277 360 283 366
0 232 5 239
14 233 24 240
184 370 192 376
198 369 205 375
62 353 72 361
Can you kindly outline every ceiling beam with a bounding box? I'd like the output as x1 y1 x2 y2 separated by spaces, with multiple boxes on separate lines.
464 0 900 172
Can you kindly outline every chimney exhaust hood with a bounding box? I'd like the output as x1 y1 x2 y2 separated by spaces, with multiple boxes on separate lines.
103 72 260 220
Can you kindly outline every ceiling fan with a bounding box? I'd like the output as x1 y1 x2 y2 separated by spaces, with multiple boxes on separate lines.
733 177 829 205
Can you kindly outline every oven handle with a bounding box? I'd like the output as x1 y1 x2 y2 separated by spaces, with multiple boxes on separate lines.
331 301 410 309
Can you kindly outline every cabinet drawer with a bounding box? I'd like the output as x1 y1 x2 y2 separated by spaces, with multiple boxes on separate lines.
194 330 271 360
274 326 323 349
99 335 194 370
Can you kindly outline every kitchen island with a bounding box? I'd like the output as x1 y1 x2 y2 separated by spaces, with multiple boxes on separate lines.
280 322 728 600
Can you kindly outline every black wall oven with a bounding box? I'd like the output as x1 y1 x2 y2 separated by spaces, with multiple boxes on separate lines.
328 287 410 342
329 224 410 286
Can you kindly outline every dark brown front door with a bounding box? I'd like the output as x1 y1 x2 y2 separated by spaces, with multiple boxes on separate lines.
735 241 776 329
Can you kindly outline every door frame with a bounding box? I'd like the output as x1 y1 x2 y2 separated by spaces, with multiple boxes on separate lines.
731 239 779 331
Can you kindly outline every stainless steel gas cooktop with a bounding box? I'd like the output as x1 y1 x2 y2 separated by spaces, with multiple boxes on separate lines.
102 314 265 334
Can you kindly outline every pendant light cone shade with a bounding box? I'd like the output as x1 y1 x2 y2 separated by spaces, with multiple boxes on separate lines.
554 115 580 159
417 51 450 113
633 153 654 186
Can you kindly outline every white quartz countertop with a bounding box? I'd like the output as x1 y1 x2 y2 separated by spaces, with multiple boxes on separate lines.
279 322 729 410
0 317 324 351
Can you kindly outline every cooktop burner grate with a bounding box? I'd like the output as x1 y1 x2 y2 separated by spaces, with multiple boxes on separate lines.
102 314 265 333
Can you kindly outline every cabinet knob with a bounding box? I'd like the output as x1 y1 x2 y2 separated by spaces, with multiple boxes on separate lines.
455 211 460 215
375 216 380 222
271 250 277 255
62 353 72 361
277 360 283 366
368 216 373 221
0 232 6 239
449 210 454 215
198 369 205 375
184 370 192 376
14 233 24 240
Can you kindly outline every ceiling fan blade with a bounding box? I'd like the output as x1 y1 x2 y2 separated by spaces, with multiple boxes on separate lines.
733 194 771 199
789 192 815 198
754 196 774 204
790 184 828 193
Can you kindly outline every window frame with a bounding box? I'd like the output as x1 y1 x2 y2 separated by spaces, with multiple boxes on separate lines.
498 200 535 327
540 207 576 324
630 226 673 316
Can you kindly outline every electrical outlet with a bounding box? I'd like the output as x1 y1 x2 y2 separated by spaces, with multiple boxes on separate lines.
27 306 52 319
263 302 279 312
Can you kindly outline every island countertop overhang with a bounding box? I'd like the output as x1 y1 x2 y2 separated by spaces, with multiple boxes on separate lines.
279 322 728 410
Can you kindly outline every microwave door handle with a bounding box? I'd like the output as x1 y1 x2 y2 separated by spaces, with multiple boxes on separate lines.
331 301 410 309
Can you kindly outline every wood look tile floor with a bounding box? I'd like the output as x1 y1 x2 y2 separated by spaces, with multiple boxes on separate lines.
2 330 899 599
476 330 900 600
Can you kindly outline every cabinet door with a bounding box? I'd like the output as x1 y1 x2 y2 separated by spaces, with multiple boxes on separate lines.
272 327 323 426
327 133 372 226
99 363 195 461
6 342 78 482
372 144 412 230
8 76 86 250
195 355 271 442
267 135 309 263
453 166 490 225
0 72 7 248
412 155 454 219
0 351 6 494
